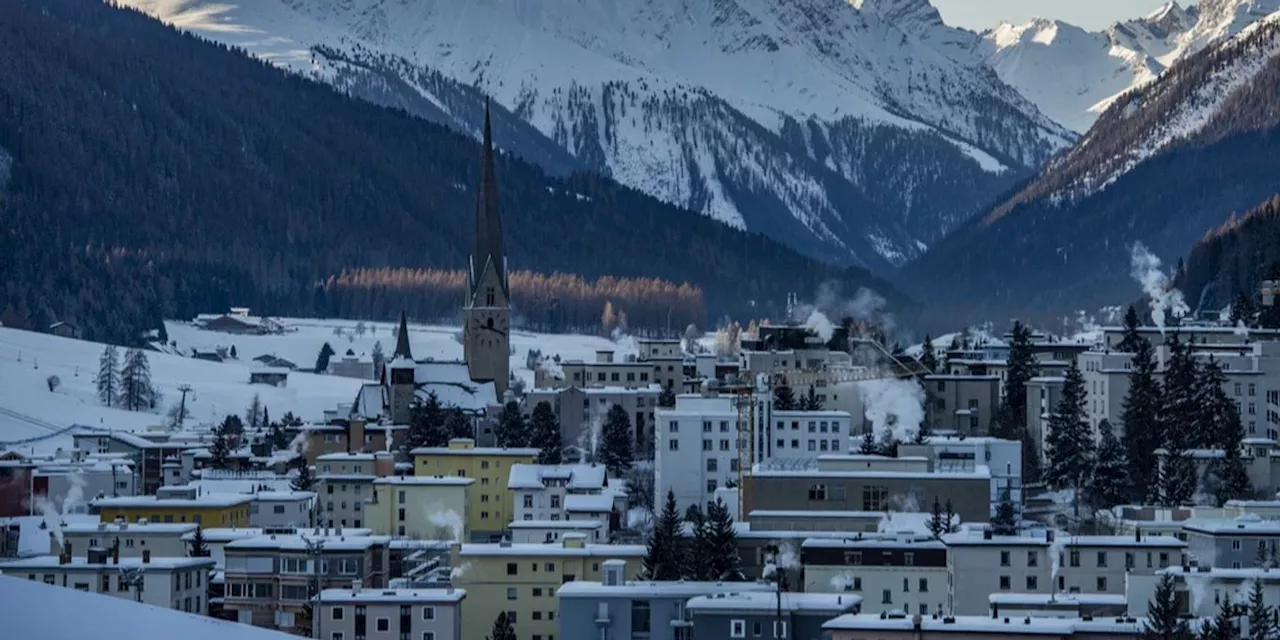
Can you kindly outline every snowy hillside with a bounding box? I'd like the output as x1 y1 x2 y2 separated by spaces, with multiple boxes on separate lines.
981 0 1280 132
115 0 1071 268
0 318 634 455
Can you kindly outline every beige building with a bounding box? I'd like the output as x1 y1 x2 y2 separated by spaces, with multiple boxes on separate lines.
54 521 196 559
637 338 684 392
366 476 473 540
524 386 661 459
313 584 465 640
802 536 949 616
223 532 391 631
743 455 993 525
411 439 538 541
299 420 404 466
450 535 645 640
318 452 394 530
923 375 999 435
1057 534 1186 595
822 613 1142 640
0 547 214 614
538 350 657 390
944 530 1052 615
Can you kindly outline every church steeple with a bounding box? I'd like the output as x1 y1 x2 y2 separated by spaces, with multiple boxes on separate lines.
393 310 412 360
470 97 507 300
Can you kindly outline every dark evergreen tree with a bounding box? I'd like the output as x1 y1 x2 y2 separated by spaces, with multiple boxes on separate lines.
1087 419 1130 511
1197 597 1241 640
919 334 938 373
229 344 238 359
156 320 169 343
261 406 269 429
995 322 1040 481
245 393 264 430
799 385 823 411
1247 579 1276 640
119 348 155 411
1230 292 1258 328
486 611 517 640
704 498 744 581
291 463 315 492
1140 575 1193 640
1123 335 1163 503
1160 334 1200 506
494 401 528 448
188 526 209 557
220 414 245 441
269 421 290 451
658 383 676 408
858 430 879 455
601 404 635 475
407 393 448 450
991 486 1018 535
315 342 336 374
95 344 120 407
877 429 901 458
208 426 232 470
1199 357 1253 504
529 401 563 465
683 504 710 581
911 418 932 445
444 408 472 441
371 340 385 378
772 380 797 411
642 490 684 581
926 497 951 540
1118 306 1144 353
1044 361 1095 493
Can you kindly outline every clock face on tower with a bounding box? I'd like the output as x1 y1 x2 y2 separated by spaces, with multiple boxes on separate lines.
470 313 510 349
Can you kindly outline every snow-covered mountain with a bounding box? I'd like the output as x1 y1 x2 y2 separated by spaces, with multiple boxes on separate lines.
981 0 1280 132
117 0 1071 270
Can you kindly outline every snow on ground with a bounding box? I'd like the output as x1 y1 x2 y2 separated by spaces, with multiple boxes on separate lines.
0 318 634 456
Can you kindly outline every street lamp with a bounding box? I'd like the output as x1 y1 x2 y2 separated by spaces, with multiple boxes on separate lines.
302 535 326 639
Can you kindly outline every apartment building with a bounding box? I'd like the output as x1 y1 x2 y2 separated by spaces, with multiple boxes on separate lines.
92 488 252 527
1126 567 1280 617
922 374 1000 436
742 455 993 525
539 350 657 390
222 532 391 631
637 338 685 392
313 584 465 640
1026 376 1065 459
508 520 607 544
525 385 662 459
508 463 616 525
366 476 472 540
944 530 1051 616
1056 534 1186 595
411 439 539 541
194 527 373 572
72 432 193 495
251 491 315 528
0 546 214 613
297 419 405 465
317 452 393 530
54 521 196 559
558 559 774 640
801 536 948 615
686 591 861 640
1183 514 1280 569
823 613 1143 640
898 436 1022 518
450 535 645 640
988 593 1128 620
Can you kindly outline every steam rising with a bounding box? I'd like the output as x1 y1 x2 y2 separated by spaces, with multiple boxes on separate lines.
791 282 894 344
1129 243 1188 333
428 509 464 543
859 378 925 444
762 541 800 581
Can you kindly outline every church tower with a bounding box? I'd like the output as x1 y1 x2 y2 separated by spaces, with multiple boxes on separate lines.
463 98 510 396
389 310 417 424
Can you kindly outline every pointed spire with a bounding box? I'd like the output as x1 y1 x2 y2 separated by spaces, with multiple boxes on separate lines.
393 310 412 360
470 96 507 299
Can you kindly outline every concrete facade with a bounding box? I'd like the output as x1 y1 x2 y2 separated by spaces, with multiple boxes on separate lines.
0 551 214 614
944 531 1051 616
1183 515 1280 569
802 536 948 615
686 591 861 640
366 477 472 541
923 375 1000 436
313 586 465 640
317 453 386 530
898 436 1022 518
250 492 315 529
525 386 661 460
54 521 196 559
411 439 539 541
1056 535 1186 596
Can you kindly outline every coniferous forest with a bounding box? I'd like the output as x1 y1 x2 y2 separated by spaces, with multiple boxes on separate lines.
0 0 909 344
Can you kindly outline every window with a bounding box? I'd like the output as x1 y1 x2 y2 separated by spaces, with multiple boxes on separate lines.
845 551 862 565
720 439 730 451
1125 552 1135 569
808 484 827 501
730 619 747 638
546 562 556 572
706 479 718 493
630 600 651 635
332 634 344 640
999 576 1011 590
702 439 712 451
423 633 435 640
881 589 892 604
706 458 718 472
808 422 816 433
720 421 730 432
422 607 435 620
1026 576 1038 590
773 621 788 638
1097 576 1108 591
507 563 518 576
376 618 390 632
1000 551 1010 567
1159 552 1169 568
332 607 345 621
507 588 518 600
918 578 928 592
1027 551 1038 567
669 421 679 433
862 486 889 511
903 577 910 592
668 440 679 451
1097 551 1107 568
904 552 915 566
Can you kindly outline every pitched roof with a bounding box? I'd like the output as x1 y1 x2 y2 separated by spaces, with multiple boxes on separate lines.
393 311 412 360
470 97 506 298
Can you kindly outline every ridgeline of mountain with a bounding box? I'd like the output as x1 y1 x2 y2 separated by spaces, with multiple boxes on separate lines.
902 15 1280 327
0 0 912 343
1176 193 1280 313
118 0 1073 271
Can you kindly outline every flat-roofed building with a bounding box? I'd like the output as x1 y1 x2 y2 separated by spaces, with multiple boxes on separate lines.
411 439 538 541
1057 534 1186 595
823 613 1143 640
317 452 393 530
313 584 466 640
366 476 473 540
686 591 861 640
525 386 662 459
0 547 214 613
250 491 314 528
802 535 948 615
944 529 1052 616
54 521 196 559
92 490 252 528
922 374 1000 436
1183 513 1280 569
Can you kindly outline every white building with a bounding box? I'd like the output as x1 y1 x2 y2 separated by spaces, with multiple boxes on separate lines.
0 549 214 613
1127 567 1280 617
249 491 315 528
317 452 379 529
801 535 949 616
898 435 1023 517
55 521 197 559
508 463 608 522
1056 534 1186 596
314 584 466 640
943 529 1052 616
507 520 607 544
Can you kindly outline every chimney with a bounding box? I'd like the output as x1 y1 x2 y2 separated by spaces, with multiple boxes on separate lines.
142 549 151 564
349 419 366 453
351 579 362 594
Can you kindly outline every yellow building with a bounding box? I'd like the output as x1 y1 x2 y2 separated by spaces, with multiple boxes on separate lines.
367 476 474 540
451 535 646 640
411 438 538 540
92 494 252 528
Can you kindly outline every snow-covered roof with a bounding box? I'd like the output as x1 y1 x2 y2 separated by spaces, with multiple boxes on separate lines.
316 587 465 604
373 476 474 487
92 494 254 509
410 445 539 457
0 515 99 557
189 527 371 543
748 510 883 519
253 491 315 501
942 532 1050 547
507 520 605 530
507 463 607 491
0 575 301 640
352 384 387 419
226 534 391 552
687 591 860 613
558 579 774 599
316 452 377 462
0 555 215 572
823 614 1142 635
772 410 853 419
989 592 1128 606
1063 535 1185 548
750 467 990 480
59 522 199 535
457 542 645 558
1183 514 1280 535
1161 566 1280 581
801 537 945 550
413 362 497 413
564 494 616 513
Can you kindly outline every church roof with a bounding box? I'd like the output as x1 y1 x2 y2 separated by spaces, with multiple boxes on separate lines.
393 310 412 360
414 362 496 413
470 98 506 299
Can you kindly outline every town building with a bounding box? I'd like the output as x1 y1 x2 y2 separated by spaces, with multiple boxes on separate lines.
1126 566 1280 617
743 455 993 526
328 348 376 380
822 613 1143 640
73 432 193 495
1183 514 1280 569
801 535 948 615
524 385 661 459
508 463 619 530
637 338 685 392
222 531 391 630
944 530 1052 616
249 491 315 528
898 436 1023 517
54 521 197 559
411 439 538 541
557 559 775 640
1026 376 1065 459
193 527 373 572
366 476 473 540
450 535 645 640
193 308 285 335
685 591 861 640
988 593 1129 620
317 452 392 530
0 546 214 613
313 584 466 640
296 420 405 465
249 368 290 387
92 487 252 527
1056 534 1186 595
922 374 1000 436
508 520 608 544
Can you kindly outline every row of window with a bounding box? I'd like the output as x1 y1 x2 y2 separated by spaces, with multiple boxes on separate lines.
505 561 594 575
330 606 436 621
729 620 788 638
776 438 843 452
807 484 888 511
571 371 651 383
330 633 432 640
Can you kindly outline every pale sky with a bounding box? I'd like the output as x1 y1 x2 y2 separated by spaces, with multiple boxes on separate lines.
932 0 1196 31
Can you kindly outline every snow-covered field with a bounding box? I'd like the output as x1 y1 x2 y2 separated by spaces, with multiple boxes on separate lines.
0 317 634 456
